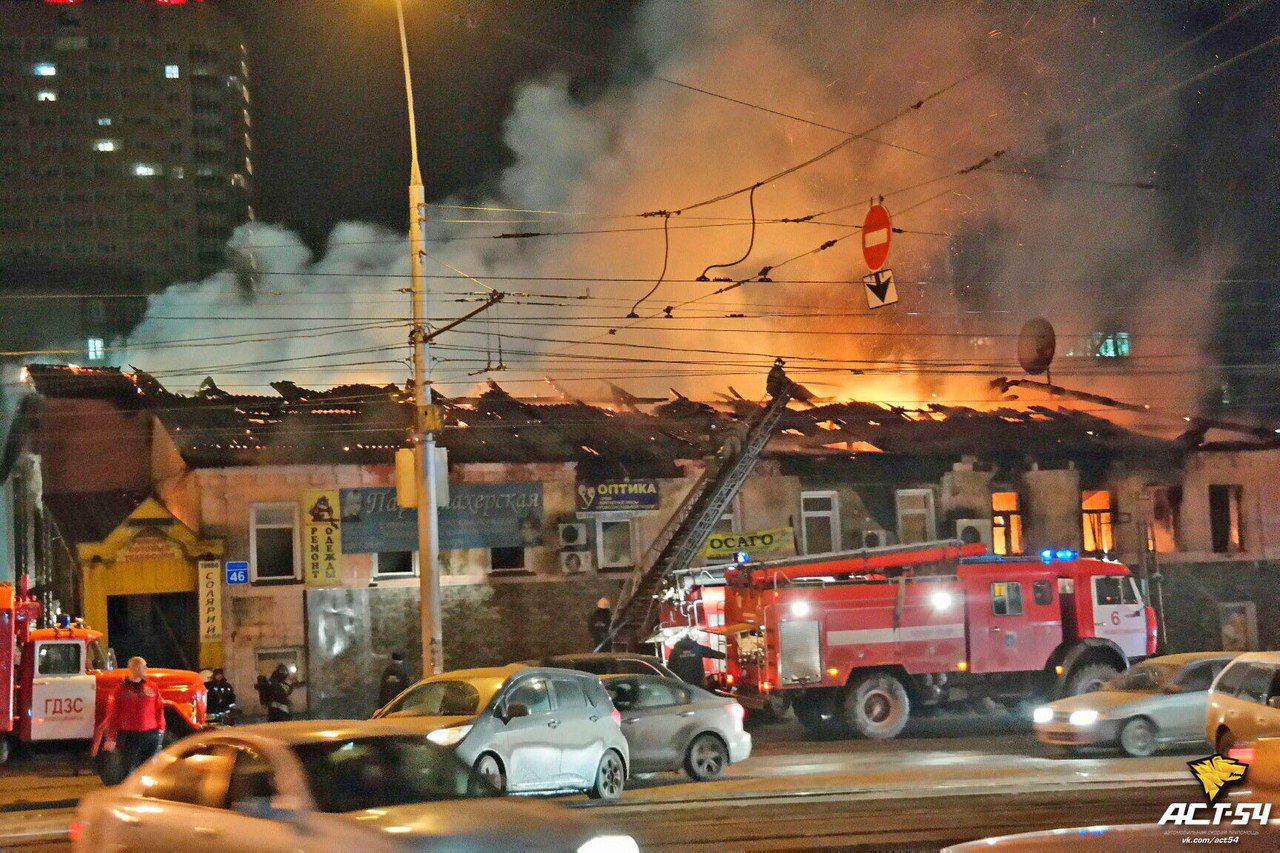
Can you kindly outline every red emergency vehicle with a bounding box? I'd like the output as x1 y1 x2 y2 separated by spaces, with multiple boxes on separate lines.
0 580 207 763
714 540 1158 739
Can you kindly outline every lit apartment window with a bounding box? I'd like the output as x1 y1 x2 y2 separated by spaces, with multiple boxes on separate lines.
33 63 57 77
1081 490 1114 555
85 337 104 362
96 117 112 126
37 90 57 103
133 163 160 177
92 139 118 153
165 64 180 79
1091 331 1131 358
991 491 1024 555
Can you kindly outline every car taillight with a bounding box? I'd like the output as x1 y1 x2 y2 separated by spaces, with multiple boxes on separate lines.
725 673 735 685
611 709 622 727
68 820 83 842
1228 745 1255 765
1145 606 1159 655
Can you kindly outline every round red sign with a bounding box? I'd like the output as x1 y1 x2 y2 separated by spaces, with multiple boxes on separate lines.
862 204 892 272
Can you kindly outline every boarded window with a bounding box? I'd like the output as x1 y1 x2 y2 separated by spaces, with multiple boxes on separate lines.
896 489 936 544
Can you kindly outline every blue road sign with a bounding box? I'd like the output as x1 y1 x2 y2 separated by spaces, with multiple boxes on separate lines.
225 561 249 585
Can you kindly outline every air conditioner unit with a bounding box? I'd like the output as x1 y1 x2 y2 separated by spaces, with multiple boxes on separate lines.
558 522 588 549
955 518 994 549
860 529 890 549
560 550 594 574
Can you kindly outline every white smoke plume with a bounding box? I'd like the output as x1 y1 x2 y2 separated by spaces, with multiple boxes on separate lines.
123 1 1226 433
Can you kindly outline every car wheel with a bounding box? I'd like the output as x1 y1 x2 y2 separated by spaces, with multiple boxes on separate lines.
842 672 910 740
1119 717 1158 757
474 754 507 793
685 733 729 781
587 750 625 800
1065 662 1120 696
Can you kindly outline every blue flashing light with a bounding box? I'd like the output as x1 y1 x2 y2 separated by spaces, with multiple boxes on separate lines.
734 552 750 564
1040 549 1053 562
1055 549 1077 561
1041 548 1078 563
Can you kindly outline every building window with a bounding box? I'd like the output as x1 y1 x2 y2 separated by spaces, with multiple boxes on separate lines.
1209 484 1244 554
92 139 118 153
1091 331 1131 358
373 551 416 578
165 64 181 79
895 489 936 545
596 516 636 572
800 491 840 555
489 546 526 574
133 163 160 177
37 90 57 103
1081 491 1114 555
1145 485 1179 553
991 491 1023 555
85 337 104 362
33 63 57 77
250 503 300 582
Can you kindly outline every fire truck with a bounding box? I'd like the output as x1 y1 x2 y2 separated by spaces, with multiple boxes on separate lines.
714 540 1158 739
0 579 208 764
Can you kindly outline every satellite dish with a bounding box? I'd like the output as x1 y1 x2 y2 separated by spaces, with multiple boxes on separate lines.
1018 317 1056 376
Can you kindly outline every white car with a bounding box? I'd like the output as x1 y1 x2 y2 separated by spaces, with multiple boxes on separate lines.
72 720 638 853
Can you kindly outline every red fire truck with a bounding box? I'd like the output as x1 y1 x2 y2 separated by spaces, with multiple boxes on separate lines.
0 579 208 764
716 540 1158 739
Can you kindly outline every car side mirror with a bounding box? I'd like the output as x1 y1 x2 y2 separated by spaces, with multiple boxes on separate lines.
503 702 529 722
1268 696 1280 710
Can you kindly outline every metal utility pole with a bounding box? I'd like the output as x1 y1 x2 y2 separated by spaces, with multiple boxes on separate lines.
395 0 442 676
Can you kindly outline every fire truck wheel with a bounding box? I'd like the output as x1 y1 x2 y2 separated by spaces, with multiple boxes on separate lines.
1064 662 1120 696
843 672 910 740
685 733 729 781
1119 717 1158 757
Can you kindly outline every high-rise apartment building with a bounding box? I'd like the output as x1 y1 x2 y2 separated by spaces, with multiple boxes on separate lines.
0 0 253 286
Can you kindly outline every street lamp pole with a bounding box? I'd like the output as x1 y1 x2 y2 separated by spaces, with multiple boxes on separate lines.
395 0 442 676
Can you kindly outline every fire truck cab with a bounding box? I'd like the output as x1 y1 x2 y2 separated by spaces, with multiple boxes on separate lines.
0 582 207 763
720 541 1157 739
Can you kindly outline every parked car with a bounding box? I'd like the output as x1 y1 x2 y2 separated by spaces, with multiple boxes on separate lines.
525 652 682 680
600 673 751 780
1206 651 1280 752
1032 652 1234 756
374 664 630 799
71 720 639 853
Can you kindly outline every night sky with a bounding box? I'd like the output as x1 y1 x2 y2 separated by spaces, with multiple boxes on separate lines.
218 0 638 248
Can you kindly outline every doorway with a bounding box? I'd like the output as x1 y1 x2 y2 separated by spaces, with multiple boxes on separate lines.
106 592 199 671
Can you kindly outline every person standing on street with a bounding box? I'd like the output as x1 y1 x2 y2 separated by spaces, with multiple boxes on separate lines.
667 630 726 689
378 652 411 708
102 656 166 775
588 598 612 650
265 664 301 721
205 668 238 724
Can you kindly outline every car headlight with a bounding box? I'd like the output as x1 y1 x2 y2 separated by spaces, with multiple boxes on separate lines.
1069 709 1100 726
1032 706 1054 724
425 724 472 747
578 835 639 853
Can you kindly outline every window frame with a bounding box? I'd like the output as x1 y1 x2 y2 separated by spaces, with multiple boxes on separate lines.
991 491 1024 556
800 490 841 555
372 550 418 579
895 488 937 544
1081 490 1115 556
990 581 1024 617
1209 484 1244 554
594 513 637 573
488 545 527 575
36 641 83 676
249 502 301 583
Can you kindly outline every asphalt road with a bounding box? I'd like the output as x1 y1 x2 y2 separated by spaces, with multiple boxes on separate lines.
0 715 1213 850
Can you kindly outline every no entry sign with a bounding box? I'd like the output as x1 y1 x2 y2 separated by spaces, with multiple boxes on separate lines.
862 204 892 272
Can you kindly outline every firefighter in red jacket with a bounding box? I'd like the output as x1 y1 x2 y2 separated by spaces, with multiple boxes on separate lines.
103 656 166 775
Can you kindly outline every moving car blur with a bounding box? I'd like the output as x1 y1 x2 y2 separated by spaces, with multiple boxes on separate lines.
1032 652 1233 756
373 664 630 798
71 720 639 853
1206 652 1280 752
602 673 750 780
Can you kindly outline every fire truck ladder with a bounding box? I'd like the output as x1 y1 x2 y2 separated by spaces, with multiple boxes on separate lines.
600 359 795 651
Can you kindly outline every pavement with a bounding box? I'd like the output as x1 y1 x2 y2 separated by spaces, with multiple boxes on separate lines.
0 714 1218 850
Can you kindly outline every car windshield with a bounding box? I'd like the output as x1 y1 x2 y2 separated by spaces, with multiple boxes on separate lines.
293 735 497 813
383 680 483 717
1106 661 1176 691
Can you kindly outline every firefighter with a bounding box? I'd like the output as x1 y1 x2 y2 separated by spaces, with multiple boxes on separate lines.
588 598 612 649
263 664 301 722
378 652 411 708
205 668 238 724
102 656 166 776
668 629 725 689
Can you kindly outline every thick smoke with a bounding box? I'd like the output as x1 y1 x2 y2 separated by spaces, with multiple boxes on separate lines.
123 1 1227 432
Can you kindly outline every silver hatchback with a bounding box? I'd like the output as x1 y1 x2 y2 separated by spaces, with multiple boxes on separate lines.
375 664 630 799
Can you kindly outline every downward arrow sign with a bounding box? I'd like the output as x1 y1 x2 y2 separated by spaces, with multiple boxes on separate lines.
863 268 898 309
